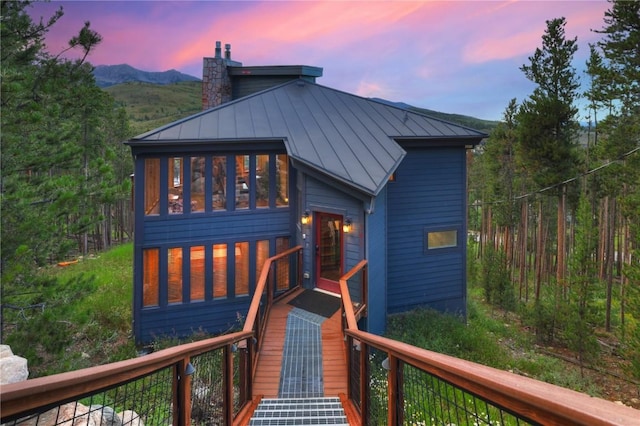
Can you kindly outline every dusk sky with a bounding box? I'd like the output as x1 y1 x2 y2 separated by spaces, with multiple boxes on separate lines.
28 1 611 121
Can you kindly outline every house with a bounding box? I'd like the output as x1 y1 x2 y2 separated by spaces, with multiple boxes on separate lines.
126 42 486 345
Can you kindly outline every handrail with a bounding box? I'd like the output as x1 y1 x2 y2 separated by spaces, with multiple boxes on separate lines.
243 245 302 334
1 330 252 421
1 245 303 426
338 260 640 426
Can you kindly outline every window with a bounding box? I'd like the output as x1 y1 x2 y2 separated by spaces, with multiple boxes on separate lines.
168 157 183 214
256 240 269 279
275 237 290 291
144 159 160 215
426 230 458 250
213 244 227 298
276 154 289 207
168 247 183 303
191 157 205 213
235 242 249 296
190 246 205 301
235 155 249 209
212 156 227 210
142 248 159 306
256 155 269 208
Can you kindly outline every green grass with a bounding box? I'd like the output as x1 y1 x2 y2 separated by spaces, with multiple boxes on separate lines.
3 243 137 376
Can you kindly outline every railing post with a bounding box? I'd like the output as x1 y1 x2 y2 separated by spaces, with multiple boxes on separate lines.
176 357 192 426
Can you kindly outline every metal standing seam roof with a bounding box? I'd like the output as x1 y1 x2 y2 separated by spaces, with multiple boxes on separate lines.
129 79 486 196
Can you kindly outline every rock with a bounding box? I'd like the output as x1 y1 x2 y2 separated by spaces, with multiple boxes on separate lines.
89 405 122 426
0 344 14 358
118 410 144 426
0 345 28 384
17 403 96 426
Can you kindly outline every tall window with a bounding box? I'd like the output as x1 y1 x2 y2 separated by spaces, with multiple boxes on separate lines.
256 155 269 208
275 237 290 291
235 242 249 296
213 244 227 298
235 155 249 209
144 159 160 215
256 240 270 280
190 246 205 301
142 248 159 306
168 247 182 303
191 157 205 213
212 156 227 210
168 157 183 214
276 154 289 207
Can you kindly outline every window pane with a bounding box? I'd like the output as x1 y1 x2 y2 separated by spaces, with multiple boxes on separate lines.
235 242 249 296
256 154 269 208
276 154 289 207
144 158 160 215
235 155 249 209
191 157 205 213
256 240 269 281
168 157 184 214
143 248 159 307
168 247 183 303
427 230 457 249
190 246 205 301
212 156 227 210
213 244 227 299
276 237 290 291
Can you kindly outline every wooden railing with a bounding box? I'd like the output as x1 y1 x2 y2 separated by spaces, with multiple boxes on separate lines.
0 245 303 426
242 245 303 375
338 261 640 425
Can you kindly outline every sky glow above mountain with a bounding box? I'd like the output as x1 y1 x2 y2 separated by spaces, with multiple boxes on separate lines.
28 0 610 121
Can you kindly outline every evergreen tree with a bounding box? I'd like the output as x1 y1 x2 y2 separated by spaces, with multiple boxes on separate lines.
517 17 581 295
1 1 130 269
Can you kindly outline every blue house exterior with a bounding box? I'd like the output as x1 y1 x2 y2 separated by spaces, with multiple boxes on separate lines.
126 44 485 344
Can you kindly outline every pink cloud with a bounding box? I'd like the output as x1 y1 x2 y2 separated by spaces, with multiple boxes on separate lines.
462 1 608 64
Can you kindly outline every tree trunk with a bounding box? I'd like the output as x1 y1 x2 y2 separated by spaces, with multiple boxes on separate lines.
557 187 566 298
605 197 616 332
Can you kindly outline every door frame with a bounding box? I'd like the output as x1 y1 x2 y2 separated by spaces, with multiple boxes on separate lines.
314 212 344 294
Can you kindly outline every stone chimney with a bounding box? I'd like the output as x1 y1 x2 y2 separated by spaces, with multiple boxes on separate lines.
202 41 240 110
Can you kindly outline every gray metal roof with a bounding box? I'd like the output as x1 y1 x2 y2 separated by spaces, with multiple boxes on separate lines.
130 80 486 196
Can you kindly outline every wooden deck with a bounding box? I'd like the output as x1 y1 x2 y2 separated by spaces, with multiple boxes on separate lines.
251 291 348 398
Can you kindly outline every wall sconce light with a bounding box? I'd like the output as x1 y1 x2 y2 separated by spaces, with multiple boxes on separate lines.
343 217 353 233
301 210 310 225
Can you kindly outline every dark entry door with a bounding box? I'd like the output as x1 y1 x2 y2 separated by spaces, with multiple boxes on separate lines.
315 212 343 293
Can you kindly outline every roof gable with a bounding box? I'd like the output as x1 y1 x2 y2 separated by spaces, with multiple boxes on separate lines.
129 80 486 196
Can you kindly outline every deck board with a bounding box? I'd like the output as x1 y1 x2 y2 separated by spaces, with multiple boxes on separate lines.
251 293 348 398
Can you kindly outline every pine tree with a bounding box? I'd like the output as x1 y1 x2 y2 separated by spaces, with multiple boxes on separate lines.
517 17 581 297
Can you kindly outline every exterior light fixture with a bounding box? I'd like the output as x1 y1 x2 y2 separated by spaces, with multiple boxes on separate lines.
343 217 353 233
184 362 196 376
301 210 310 225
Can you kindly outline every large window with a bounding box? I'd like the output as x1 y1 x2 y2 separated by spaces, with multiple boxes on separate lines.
168 247 183 303
212 156 226 210
142 248 159 306
213 244 227 298
235 242 249 296
191 157 205 213
143 154 288 216
190 246 205 301
142 237 292 308
144 159 160 215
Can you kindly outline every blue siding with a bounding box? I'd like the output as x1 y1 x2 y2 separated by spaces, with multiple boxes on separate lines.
365 186 387 335
387 147 467 315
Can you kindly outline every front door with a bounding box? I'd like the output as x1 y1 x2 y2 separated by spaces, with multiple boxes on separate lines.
316 212 344 293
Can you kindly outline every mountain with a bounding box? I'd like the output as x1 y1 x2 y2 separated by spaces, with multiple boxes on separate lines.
371 98 498 134
93 64 200 88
